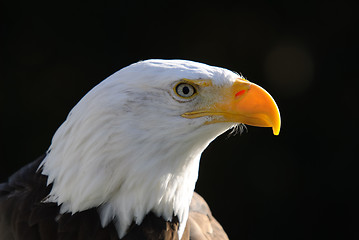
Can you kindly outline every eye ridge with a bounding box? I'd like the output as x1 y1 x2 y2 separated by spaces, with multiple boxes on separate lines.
175 83 197 98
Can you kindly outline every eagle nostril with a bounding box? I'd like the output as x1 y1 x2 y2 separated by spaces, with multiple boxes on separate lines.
235 90 246 97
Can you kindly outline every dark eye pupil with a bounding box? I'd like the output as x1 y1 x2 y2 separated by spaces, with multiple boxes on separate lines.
182 86 190 95
175 83 196 98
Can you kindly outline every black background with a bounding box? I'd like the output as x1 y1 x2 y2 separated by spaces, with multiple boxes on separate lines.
1 0 358 239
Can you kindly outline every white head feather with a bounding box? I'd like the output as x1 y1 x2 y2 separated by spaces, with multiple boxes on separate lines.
40 59 240 238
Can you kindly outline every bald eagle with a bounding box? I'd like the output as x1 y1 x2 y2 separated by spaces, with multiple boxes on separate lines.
0 60 280 240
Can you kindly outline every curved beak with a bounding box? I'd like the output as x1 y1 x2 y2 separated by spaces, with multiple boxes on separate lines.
182 78 281 135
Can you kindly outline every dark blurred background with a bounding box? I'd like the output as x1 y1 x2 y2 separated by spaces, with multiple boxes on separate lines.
1 0 358 239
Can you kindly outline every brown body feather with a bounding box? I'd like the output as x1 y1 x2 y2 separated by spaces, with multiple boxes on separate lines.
0 156 228 240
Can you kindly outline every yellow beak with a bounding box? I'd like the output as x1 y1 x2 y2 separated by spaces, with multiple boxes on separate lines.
182 79 281 135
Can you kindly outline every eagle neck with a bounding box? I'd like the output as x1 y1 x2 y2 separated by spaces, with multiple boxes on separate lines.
98 134 209 239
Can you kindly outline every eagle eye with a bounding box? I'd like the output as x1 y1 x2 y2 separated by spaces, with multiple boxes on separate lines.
175 83 197 99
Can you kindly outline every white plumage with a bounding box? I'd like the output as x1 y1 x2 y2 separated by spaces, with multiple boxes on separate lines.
39 59 280 239
40 60 240 238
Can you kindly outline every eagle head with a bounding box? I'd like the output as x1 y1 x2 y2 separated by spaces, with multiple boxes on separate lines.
40 59 280 238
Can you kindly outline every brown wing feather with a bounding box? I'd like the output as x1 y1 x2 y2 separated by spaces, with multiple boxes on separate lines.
0 156 180 240
1 156 228 240
0 155 120 240
183 192 229 240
